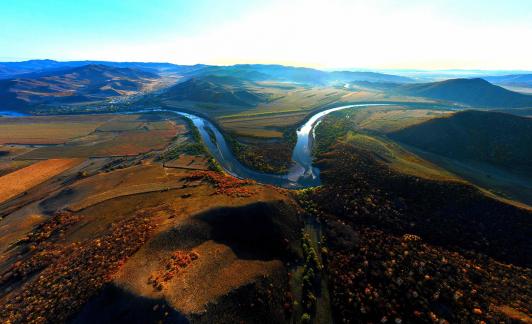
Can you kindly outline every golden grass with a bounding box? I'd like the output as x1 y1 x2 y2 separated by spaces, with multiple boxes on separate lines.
2 114 185 159
353 108 451 133
0 158 82 204
0 115 140 144
343 132 458 181
0 123 105 145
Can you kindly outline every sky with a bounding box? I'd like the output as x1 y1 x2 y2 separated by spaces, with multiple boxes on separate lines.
1 0 531 70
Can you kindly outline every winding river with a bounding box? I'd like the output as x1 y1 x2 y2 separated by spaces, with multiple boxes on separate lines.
160 104 386 188
2 104 384 188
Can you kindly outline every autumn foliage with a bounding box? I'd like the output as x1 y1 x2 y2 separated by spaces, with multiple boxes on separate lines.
0 213 156 323
148 250 199 291
185 171 257 197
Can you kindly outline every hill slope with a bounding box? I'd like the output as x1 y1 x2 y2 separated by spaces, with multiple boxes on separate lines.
0 64 159 110
396 78 532 107
389 110 532 176
162 75 268 106
303 142 531 323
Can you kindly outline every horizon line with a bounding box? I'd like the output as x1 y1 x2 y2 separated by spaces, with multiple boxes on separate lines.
1 57 532 73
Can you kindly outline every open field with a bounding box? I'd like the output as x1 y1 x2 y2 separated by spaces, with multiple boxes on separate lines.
0 145 36 176
0 115 110 144
0 113 187 159
341 105 453 133
163 154 209 170
0 158 82 204
216 88 434 138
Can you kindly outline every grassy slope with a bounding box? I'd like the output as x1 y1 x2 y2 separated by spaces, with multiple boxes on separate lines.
389 110 532 205
396 78 532 108
314 106 532 206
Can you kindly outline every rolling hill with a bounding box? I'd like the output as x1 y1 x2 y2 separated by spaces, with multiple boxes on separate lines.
1 60 414 86
389 110 532 176
187 64 413 84
0 64 160 110
161 75 268 106
0 59 206 78
395 78 532 107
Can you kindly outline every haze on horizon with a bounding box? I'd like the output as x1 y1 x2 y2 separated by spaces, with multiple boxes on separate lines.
1 0 531 70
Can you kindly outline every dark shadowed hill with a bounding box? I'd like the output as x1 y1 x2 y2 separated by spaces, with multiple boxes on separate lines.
302 143 531 322
389 110 532 176
395 78 532 107
161 75 268 106
0 64 160 110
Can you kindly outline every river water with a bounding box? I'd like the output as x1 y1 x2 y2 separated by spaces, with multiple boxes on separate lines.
167 104 386 188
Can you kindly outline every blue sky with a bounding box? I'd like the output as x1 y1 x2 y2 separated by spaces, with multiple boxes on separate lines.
1 0 531 69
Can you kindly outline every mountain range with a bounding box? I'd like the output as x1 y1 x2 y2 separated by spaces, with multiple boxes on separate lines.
1 60 532 111
0 60 414 84
0 64 159 109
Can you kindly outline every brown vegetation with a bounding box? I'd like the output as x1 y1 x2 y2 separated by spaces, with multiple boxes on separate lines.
0 211 156 323
147 250 200 291
185 171 258 197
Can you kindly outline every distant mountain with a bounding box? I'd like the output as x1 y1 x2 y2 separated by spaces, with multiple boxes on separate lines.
0 64 159 110
482 74 532 88
390 110 532 176
187 64 413 85
328 70 412 83
0 59 206 78
395 78 532 108
0 60 414 85
161 75 268 106
0 59 64 78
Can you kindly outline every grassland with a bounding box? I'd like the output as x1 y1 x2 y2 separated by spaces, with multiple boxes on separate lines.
0 113 187 159
0 158 82 204
0 115 111 145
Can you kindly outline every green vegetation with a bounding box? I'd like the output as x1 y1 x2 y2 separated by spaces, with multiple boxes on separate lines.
313 110 352 156
224 129 295 174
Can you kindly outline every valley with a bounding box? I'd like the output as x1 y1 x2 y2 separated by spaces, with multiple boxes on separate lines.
0 61 531 324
